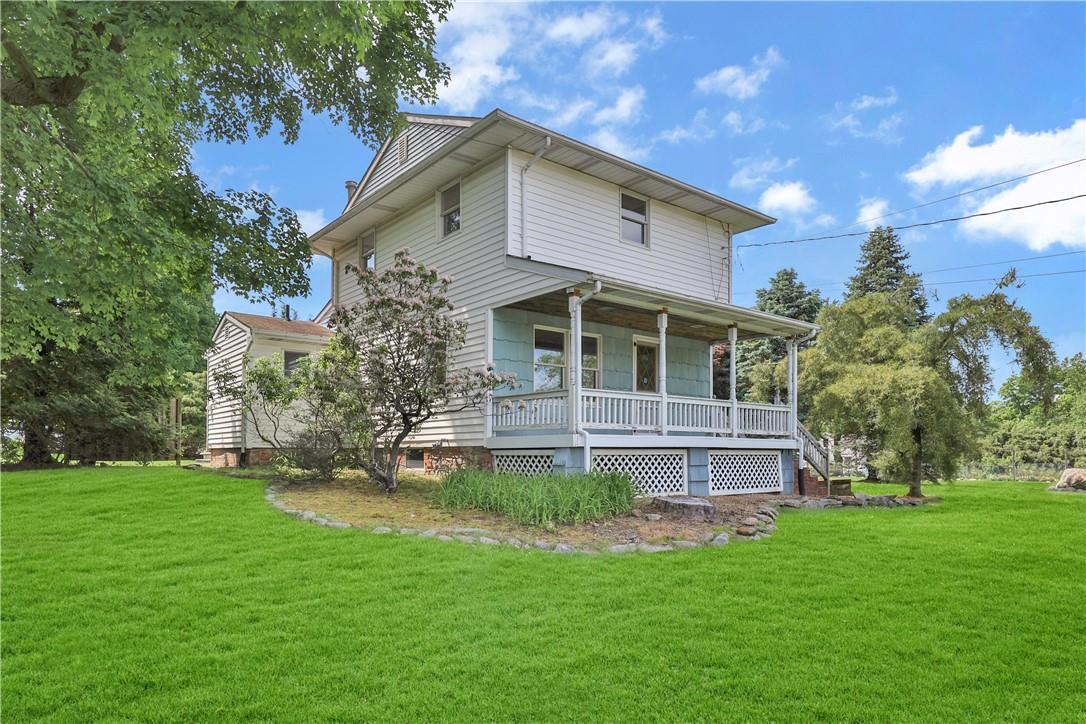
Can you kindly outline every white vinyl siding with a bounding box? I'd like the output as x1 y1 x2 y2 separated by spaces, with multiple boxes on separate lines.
243 335 330 450
356 123 468 203
205 318 250 449
508 150 732 303
334 155 565 448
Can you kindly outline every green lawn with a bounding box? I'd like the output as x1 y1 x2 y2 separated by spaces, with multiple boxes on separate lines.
3 469 1083 721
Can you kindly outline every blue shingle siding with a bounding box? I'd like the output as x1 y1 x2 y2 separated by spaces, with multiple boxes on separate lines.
492 307 710 397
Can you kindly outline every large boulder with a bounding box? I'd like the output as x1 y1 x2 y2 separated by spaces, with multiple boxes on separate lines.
1050 468 1086 493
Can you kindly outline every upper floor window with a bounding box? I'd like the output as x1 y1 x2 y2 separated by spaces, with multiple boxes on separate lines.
359 230 376 271
441 181 461 237
621 193 648 246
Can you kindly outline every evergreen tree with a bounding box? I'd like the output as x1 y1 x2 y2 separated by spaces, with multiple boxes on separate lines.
715 268 824 399
845 226 928 322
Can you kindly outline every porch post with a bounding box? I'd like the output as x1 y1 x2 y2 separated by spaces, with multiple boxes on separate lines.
658 308 668 435
787 337 798 440
568 291 582 433
728 324 738 436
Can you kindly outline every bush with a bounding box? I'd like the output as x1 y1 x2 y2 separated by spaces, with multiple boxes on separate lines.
438 470 634 526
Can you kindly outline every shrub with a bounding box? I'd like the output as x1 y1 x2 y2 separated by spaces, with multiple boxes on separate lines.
438 470 634 526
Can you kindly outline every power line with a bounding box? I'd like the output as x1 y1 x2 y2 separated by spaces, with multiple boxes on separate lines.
838 157 1086 233
922 268 1085 287
733 254 1086 297
736 194 1086 248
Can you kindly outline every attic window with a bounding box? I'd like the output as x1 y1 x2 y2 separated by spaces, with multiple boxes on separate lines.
396 135 409 165
441 181 461 237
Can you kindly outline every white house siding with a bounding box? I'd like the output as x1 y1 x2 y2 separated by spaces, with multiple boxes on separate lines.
507 149 732 304
243 335 331 450
334 156 565 449
356 122 467 204
205 317 250 449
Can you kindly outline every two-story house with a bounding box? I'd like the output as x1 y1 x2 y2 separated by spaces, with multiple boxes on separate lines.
206 109 828 496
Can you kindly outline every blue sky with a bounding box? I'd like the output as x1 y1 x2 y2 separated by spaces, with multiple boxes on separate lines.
200 1 1086 383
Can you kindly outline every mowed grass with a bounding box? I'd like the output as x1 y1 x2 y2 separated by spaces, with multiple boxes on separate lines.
2 469 1083 722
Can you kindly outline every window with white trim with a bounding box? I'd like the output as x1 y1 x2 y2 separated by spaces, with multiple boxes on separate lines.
284 351 307 377
621 193 648 246
358 230 376 271
440 181 461 237
532 327 602 391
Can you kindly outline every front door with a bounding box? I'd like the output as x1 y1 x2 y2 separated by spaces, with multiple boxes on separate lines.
634 340 658 392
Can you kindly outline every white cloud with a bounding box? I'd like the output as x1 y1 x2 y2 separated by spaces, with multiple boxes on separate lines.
437 3 525 113
855 197 891 229
591 86 646 125
758 181 817 216
546 7 618 45
851 87 898 111
656 109 715 144
547 98 596 128
904 120 1086 250
586 38 639 77
828 88 903 143
809 213 838 228
639 11 668 47
587 127 651 162
295 209 329 235
729 155 798 190
722 110 766 136
695 46 783 100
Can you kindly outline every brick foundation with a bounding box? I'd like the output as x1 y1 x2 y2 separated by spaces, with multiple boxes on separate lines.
207 447 278 468
246 448 279 466
798 467 828 497
423 446 492 474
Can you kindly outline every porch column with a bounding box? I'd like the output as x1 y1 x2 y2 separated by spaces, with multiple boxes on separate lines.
728 324 738 436
568 291 582 433
787 337 798 440
658 308 668 435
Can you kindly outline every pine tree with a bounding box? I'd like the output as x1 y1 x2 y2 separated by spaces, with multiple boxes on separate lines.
715 268 824 399
844 226 928 321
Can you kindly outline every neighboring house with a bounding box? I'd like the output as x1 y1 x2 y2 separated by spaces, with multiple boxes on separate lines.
206 109 828 495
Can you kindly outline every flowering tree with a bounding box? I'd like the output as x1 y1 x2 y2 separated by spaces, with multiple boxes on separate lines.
333 250 515 492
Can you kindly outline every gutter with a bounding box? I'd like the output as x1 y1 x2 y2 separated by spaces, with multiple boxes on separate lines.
520 136 552 258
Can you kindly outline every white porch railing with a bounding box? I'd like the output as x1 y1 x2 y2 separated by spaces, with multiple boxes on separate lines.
493 388 793 438
493 390 568 429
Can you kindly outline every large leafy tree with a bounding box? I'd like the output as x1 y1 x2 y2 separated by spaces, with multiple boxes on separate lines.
1 1 451 463
844 226 929 322
716 268 823 400
802 277 1055 496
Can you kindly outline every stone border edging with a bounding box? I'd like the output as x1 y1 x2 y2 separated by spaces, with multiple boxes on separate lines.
264 485 935 554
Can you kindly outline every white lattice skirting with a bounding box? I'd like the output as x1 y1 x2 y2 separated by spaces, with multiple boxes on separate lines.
492 451 554 477
709 451 782 495
592 449 688 497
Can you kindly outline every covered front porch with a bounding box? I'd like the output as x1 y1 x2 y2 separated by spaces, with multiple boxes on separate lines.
484 277 815 443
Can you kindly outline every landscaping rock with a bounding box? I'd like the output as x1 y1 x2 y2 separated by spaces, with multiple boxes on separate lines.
506 537 524 547
454 527 493 536
644 513 663 522
399 528 418 535
1051 468 1086 492
419 529 439 538
736 526 758 536
650 495 717 521
740 516 760 527
671 540 699 549
756 506 778 519
534 540 553 551
327 521 350 529
779 498 805 508
553 543 576 553
372 526 392 534
299 510 317 521
637 543 672 553
437 534 454 542
609 543 638 553
453 535 476 544
313 518 331 526
711 532 730 546
479 537 500 545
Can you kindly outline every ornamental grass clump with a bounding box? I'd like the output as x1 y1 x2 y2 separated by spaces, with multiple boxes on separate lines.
438 470 634 526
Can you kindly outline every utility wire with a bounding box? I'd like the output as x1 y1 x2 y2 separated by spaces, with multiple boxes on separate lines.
832 157 1086 234
922 268 1085 287
736 194 1086 248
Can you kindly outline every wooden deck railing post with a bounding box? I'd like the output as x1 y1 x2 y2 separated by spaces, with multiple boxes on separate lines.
568 290 581 434
658 308 668 435
728 324 738 437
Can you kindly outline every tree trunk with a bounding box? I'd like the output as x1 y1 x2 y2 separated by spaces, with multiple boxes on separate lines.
909 426 924 498
21 423 53 465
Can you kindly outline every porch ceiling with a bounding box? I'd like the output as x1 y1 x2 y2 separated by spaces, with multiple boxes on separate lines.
508 286 814 341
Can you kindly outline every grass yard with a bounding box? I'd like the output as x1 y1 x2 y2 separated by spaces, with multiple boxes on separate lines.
2 469 1083 721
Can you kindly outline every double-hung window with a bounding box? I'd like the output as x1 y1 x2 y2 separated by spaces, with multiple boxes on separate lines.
358 230 376 271
283 351 307 377
441 181 461 237
620 193 648 246
533 327 602 391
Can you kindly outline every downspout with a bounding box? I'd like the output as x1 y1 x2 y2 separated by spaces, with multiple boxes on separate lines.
520 136 552 258
572 280 602 470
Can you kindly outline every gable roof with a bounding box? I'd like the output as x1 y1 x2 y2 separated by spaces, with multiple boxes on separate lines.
312 108 774 256
221 312 333 339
